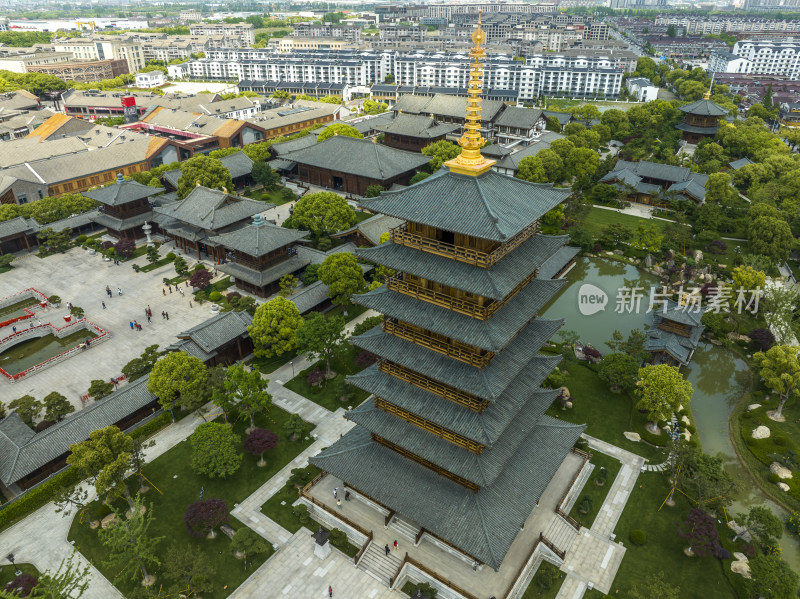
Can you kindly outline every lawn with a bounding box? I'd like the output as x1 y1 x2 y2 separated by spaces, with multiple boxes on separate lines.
324 303 369 323
544 358 663 462
0 563 40 590
580 206 673 239
568 451 622 529
68 406 313 599
284 344 371 412
250 349 298 375
609 470 739 599
243 185 295 206
261 464 322 534
520 561 566 599
138 254 175 273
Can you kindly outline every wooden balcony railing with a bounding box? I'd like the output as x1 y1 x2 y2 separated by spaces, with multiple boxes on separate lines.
390 220 538 268
354 531 373 566
378 360 489 413
382 319 493 368
406 555 482 599
386 274 494 320
539 532 566 560
658 322 691 337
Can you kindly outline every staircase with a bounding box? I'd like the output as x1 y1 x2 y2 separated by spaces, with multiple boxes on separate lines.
560 462 594 514
543 516 580 557
388 515 419 543
357 541 404 585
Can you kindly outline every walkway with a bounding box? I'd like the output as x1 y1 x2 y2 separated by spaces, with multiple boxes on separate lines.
592 203 678 223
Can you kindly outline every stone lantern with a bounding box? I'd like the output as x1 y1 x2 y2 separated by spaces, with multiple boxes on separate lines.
312 527 331 560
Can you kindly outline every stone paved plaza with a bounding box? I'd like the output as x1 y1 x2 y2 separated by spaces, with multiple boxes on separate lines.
0 244 217 408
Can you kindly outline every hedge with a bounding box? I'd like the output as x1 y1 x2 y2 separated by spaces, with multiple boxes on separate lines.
629 529 647 545
640 429 668 447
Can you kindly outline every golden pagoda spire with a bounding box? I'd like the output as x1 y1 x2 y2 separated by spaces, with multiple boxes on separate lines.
445 11 496 177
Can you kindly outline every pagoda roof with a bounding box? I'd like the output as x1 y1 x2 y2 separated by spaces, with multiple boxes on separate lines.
537 245 580 280
652 299 704 326
348 365 559 446
82 175 164 206
675 122 720 135
351 322 562 401
360 168 570 243
217 254 310 287
153 186 268 231
353 278 566 352
679 98 729 116
347 395 549 488
208 218 309 257
357 234 567 300
372 113 459 138
310 416 585 570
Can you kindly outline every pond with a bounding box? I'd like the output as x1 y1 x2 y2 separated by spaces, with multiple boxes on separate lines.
0 298 38 321
0 328 97 375
542 256 800 567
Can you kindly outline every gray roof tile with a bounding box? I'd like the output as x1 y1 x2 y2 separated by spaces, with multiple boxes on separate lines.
153 186 266 231
82 176 163 206
174 311 252 353
208 219 308 257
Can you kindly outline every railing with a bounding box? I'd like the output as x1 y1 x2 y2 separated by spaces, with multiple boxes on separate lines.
414 527 425 545
391 552 409 588
538 533 565 561
658 322 691 337
405 555 482 599
0 287 49 311
378 360 489 412
553 446 593 530
385 510 395 527
354 531 373 566
382 320 493 369
300 477 372 538
503 536 543 599
390 220 538 268
386 274 494 320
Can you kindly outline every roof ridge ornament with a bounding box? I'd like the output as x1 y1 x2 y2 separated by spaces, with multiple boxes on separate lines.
444 11 496 177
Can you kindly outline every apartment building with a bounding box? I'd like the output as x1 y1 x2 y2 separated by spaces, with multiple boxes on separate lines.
51 36 145 73
0 51 73 74
731 39 800 78
709 51 753 74
189 23 255 46
180 9 203 23
654 15 800 35
292 22 362 42
27 58 129 82
273 38 358 52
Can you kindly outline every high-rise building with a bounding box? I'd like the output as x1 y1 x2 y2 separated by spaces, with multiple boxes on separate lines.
310 17 585 572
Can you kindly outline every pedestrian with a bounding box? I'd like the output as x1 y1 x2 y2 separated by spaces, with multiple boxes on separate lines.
117 287 122 296
393 540 398 551
37 319 41 327
344 490 350 501
147 314 151 323
333 487 338 499
328 586 333 598
161 311 166 319
107 288 112 298
178 287 184 296
384 544 390 556
134 320 139 330
185 281 189 287
165 311 169 320
102 301 106 309
337 499 342 510
130 321 134 330
189 301 193 308
169 286 172 294
12 326 16 334
162 288 166 296
472 560 478 571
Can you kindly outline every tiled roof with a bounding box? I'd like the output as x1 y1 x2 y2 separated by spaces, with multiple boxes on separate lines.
360 168 570 242
270 135 318 156
729 157 753 170
493 106 544 129
286 280 331 314
354 279 565 352
0 216 37 237
372 113 458 138
679 98 729 116
174 311 252 354
357 235 568 300
393 93 506 121
537 246 580 280
82 175 164 206
218 254 310 287
282 136 429 181
220 151 254 179
153 186 264 231
208 218 307 257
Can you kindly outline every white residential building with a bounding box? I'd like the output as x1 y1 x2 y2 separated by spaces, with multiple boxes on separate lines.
52 36 145 73
731 39 800 77
189 23 255 46
135 71 166 88
708 51 753 73
626 77 660 101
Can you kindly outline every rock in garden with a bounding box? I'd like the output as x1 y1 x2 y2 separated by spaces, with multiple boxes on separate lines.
731 561 752 579
770 462 793 479
613 249 624 255
681 415 691 424
778 482 790 492
694 250 703 263
747 404 761 411
623 432 641 442
751 426 770 439
732 552 749 562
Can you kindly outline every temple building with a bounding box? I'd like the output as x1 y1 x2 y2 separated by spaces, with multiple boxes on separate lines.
208 214 310 297
645 300 704 368
372 113 459 153
153 185 268 261
309 19 585 574
676 93 728 144
83 173 164 241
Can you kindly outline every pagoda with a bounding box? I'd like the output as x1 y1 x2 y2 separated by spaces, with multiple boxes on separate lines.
676 90 728 144
310 16 585 571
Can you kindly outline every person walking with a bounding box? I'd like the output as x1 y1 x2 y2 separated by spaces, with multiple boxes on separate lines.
472 560 478 571
146 314 151 323
169 286 172 294
328 586 333 598
337 499 342 510
134 320 139 331
189 301 193 308
117 287 122 296
162 288 166 296
384 544 390 556
178 287 184 296
333 487 338 499
393 540 398 551
102 301 106 309
161 311 166 319
12 326 16 334
130 321 134 330
344 490 350 501
165 311 169 320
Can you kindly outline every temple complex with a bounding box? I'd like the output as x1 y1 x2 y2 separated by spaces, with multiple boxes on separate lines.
676 92 728 144
310 16 585 573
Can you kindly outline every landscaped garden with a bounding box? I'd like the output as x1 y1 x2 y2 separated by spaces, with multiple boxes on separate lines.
0 563 40 595
68 406 314 599
520 561 566 599
568 452 622 529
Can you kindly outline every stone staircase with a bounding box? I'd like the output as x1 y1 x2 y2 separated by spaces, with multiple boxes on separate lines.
357 541 404 586
388 515 419 543
543 516 580 557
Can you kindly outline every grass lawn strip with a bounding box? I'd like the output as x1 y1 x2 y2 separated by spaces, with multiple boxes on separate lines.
520 560 566 599
568 451 622 529
68 406 313 599
580 207 672 239
0 563 40 589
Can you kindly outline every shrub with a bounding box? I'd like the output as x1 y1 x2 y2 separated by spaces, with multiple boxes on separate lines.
578 496 593 514
76 235 88 243
769 473 781 483
774 436 787 446
317 236 332 251
408 582 438 598
208 291 222 302
4 573 37 596
94 502 113 520
307 368 325 387
226 291 242 303
746 437 757 446
716 547 731 560
749 328 775 352
687 425 697 434
592 243 603 253
707 239 728 254
629 529 647 545
0 466 84 532
132 264 140 272
329 528 348 548
166 252 176 260
195 291 207 304
293 503 311 525
352 315 383 337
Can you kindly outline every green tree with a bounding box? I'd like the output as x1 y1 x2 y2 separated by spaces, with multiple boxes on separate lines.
42 391 74 423
32 552 91 599
319 252 366 309
296 312 346 376
628 571 680 599
249 296 304 358
564 146 600 184
147 351 209 414
364 184 384 198
175 154 234 200
291 191 356 236
231 527 272 557
317 123 363 142
677 449 736 510
121 344 163 382
278 274 299 297
162 543 215 596
600 109 630 139
704 172 736 206
762 83 774 110
731 266 766 295
189 422 242 479
363 99 388 114
745 554 799 599
252 161 280 191
173 256 188 276
243 142 274 163
67 426 136 508
635 364 693 425
748 216 793 263
738 505 783 546
98 495 163 586
753 345 800 420
666 24 676 37
421 140 461 171
9 394 42 426
217 363 272 431
87 379 113 400
145 245 160 264
598 353 639 392
516 155 546 183
632 220 664 255
409 172 431 185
